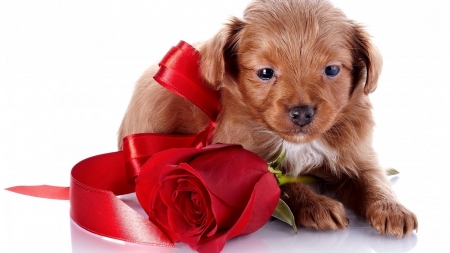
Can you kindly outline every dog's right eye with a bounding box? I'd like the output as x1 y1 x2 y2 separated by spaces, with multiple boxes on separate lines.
256 68 275 80
324 65 340 77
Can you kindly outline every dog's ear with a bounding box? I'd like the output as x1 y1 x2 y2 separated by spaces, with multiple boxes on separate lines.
351 24 383 94
199 17 245 89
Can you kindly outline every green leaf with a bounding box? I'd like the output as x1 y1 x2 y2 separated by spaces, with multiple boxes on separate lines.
386 168 400 176
272 198 297 234
270 150 287 170
265 144 284 164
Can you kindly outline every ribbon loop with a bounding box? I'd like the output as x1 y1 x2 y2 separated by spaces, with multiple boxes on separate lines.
154 41 221 122
122 124 214 185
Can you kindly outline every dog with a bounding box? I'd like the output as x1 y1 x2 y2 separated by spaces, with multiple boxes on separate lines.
118 0 418 237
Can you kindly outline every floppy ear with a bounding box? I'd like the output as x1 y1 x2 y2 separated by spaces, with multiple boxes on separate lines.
199 17 246 89
351 24 383 94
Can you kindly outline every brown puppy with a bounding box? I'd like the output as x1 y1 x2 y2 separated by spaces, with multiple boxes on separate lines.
119 0 418 237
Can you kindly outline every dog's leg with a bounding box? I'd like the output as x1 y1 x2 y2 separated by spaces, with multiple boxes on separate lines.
332 166 418 237
281 182 349 230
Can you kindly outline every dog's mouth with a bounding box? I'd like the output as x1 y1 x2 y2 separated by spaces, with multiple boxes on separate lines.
259 114 319 144
282 129 309 135
278 128 315 143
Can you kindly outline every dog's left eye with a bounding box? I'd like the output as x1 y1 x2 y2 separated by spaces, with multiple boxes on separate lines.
256 68 275 80
324 65 340 77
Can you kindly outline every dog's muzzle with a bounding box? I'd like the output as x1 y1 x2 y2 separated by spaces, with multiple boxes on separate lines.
289 105 315 127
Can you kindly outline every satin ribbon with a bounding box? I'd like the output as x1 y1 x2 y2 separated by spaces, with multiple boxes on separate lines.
154 41 220 122
6 41 220 248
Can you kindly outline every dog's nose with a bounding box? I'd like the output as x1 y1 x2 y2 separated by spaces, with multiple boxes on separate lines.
289 105 315 127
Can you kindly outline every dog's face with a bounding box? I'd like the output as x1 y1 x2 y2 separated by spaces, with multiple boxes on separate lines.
200 0 382 144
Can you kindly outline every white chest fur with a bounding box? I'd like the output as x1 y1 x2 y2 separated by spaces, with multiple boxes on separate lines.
283 140 337 176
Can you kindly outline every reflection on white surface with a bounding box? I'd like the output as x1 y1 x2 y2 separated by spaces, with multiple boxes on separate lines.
70 219 172 253
70 177 417 253
70 211 418 253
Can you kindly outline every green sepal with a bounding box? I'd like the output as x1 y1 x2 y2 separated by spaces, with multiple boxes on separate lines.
272 198 298 234
265 144 284 164
269 166 318 186
386 168 400 176
277 174 318 186
270 149 287 170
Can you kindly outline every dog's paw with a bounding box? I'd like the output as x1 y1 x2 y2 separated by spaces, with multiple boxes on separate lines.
366 200 418 237
296 195 349 231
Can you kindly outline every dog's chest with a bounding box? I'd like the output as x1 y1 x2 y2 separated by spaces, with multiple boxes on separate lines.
283 141 337 176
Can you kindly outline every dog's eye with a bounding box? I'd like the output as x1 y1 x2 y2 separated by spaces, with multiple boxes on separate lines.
324 65 340 77
256 68 275 80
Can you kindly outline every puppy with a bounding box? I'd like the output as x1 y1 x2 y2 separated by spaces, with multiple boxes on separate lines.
119 0 418 237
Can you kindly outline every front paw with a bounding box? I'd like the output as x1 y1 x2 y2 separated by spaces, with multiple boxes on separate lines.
296 195 349 231
366 200 418 237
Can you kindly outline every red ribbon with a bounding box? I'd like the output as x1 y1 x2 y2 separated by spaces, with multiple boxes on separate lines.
154 41 220 122
6 185 70 200
6 41 220 248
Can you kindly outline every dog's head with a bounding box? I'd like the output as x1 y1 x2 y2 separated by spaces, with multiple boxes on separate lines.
200 0 382 144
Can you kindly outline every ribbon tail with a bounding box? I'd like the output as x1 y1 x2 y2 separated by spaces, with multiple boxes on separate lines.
5 185 70 200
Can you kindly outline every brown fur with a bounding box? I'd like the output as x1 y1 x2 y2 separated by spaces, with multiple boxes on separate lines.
118 0 417 237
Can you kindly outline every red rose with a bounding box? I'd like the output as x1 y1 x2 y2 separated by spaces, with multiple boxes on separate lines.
135 144 280 253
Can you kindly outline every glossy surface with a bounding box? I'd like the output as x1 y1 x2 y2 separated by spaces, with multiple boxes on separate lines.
1 1 449 252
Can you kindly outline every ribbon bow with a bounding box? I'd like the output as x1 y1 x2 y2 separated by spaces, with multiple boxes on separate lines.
6 41 220 247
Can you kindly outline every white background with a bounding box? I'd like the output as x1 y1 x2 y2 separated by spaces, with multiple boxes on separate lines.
1 0 450 252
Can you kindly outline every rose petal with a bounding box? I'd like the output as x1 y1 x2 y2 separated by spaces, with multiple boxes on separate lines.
137 145 239 188
172 180 208 226
192 172 280 253
208 193 242 231
136 145 245 215
158 168 209 216
157 163 246 245
238 172 280 236
177 190 207 225
173 164 243 232
191 194 255 253
167 208 202 245
136 147 215 213
158 165 222 246
187 146 270 208
150 188 179 242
